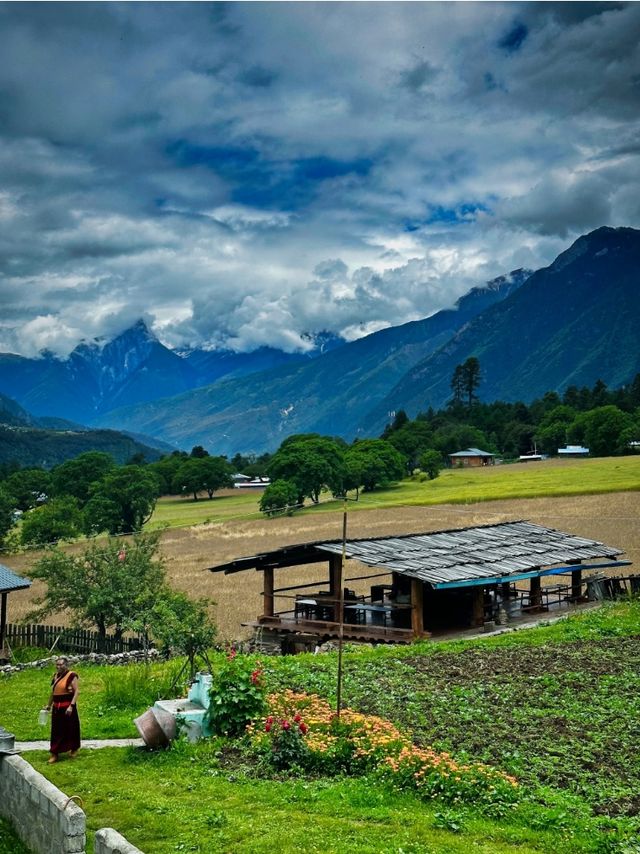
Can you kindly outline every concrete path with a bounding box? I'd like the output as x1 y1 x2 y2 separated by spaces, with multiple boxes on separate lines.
16 738 144 752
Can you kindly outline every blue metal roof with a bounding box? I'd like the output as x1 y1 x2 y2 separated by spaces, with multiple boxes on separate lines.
0 564 31 593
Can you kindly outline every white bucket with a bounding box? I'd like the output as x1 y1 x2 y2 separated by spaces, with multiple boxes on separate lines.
38 709 49 726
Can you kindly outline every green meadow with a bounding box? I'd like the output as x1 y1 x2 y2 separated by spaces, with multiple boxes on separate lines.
149 456 640 529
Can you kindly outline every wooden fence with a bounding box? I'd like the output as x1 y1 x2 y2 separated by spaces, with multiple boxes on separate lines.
4 623 143 655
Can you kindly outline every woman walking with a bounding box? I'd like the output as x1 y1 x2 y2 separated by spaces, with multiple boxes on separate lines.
45 656 80 763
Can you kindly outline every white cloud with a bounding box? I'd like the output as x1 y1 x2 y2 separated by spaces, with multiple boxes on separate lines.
0 2 639 357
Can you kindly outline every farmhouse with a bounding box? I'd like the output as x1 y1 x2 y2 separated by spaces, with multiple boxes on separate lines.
448 448 495 467
209 521 632 651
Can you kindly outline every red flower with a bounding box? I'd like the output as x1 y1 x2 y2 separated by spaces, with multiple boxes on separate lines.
265 722 272 733
299 722 308 735
282 720 291 731
251 669 262 685
293 713 302 723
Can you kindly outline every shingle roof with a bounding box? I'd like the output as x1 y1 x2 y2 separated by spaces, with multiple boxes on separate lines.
209 521 625 588
0 564 31 593
316 521 622 587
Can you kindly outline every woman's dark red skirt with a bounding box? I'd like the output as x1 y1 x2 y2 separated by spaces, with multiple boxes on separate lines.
50 702 81 755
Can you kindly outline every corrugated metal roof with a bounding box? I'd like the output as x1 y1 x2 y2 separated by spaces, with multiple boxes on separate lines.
208 520 625 588
315 521 622 587
0 564 31 593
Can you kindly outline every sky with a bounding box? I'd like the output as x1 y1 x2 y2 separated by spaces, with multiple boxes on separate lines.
1 1 640 358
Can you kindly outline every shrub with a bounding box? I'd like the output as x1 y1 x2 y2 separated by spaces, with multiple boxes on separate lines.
206 651 266 736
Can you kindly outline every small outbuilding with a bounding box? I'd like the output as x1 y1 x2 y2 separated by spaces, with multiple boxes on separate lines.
0 564 31 659
449 448 495 467
208 521 631 650
558 445 589 457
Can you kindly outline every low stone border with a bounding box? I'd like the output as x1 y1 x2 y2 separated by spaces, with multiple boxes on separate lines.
0 753 146 854
0 753 85 853
95 828 145 854
1 648 162 675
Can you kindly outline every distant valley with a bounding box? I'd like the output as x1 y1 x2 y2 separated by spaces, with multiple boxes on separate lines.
0 226 638 458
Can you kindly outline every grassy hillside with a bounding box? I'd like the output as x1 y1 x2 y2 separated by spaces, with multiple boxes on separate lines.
148 456 640 529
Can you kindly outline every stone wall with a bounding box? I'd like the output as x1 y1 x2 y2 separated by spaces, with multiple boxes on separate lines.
0 648 162 676
95 828 145 854
0 754 145 854
0 753 85 854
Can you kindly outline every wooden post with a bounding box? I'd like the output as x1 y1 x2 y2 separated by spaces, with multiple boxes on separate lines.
471 587 484 627
263 566 274 617
0 592 7 653
571 569 583 602
529 575 543 610
411 578 424 637
329 554 342 621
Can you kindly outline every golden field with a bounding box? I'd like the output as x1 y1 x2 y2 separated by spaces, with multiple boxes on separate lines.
4 482 639 642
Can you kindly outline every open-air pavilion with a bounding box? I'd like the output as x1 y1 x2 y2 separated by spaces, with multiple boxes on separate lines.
208 521 632 650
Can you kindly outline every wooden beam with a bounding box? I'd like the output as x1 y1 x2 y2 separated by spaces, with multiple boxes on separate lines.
263 566 274 618
411 578 424 637
471 587 484 627
571 569 583 602
529 575 543 610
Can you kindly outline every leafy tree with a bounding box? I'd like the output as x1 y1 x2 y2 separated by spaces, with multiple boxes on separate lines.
129 590 217 675
534 405 576 455
51 451 115 506
386 420 434 469
172 456 233 500
5 468 52 511
84 465 160 534
20 496 83 546
568 405 634 456
433 424 491 457
200 456 233 497
343 439 406 492
259 479 300 516
190 445 209 458
267 434 345 504
0 486 15 544
418 449 442 480
27 532 166 648
148 451 188 495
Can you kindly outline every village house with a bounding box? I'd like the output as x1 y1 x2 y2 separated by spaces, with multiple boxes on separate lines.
448 448 496 467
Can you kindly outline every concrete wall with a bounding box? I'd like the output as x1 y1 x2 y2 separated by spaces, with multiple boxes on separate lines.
95 828 145 854
0 754 145 854
0 753 85 854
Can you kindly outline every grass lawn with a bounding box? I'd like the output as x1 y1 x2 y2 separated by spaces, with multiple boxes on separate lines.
148 456 640 530
2 601 640 852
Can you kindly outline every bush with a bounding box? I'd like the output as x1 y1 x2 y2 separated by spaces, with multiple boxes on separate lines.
205 651 266 736
259 480 300 516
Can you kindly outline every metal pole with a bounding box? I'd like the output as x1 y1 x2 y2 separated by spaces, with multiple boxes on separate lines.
336 497 348 719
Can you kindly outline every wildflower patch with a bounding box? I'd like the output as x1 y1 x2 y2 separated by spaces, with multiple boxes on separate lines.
250 690 519 807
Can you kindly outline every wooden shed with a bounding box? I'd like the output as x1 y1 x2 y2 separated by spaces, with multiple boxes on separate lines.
208 521 630 649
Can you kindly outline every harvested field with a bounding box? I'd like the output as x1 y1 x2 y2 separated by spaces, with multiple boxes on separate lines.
5 490 639 641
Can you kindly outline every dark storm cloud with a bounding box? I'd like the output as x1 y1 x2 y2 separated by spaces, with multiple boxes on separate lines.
0 2 639 356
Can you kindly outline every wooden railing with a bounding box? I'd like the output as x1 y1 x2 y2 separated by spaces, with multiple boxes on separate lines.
4 623 142 655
